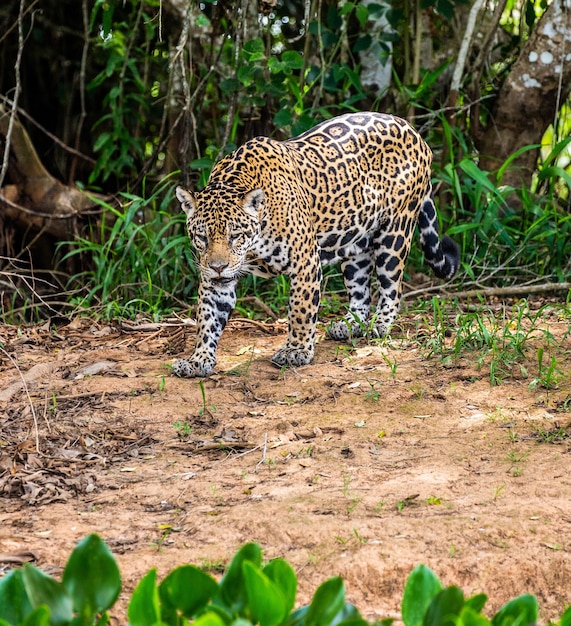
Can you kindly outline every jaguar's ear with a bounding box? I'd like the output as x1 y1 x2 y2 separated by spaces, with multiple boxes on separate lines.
243 189 264 219
176 186 196 218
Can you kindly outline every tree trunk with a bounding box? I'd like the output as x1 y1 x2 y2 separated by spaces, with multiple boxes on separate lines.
0 105 105 241
476 0 571 189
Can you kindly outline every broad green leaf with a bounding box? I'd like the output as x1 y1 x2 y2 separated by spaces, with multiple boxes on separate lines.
193 612 228 626
355 3 369 28
491 594 538 626
282 51 304 70
243 561 286 626
458 160 496 194
0 569 33 625
191 157 214 170
243 38 265 54
219 543 262 611
284 605 309 626
460 607 492 626
559 605 571 626
423 586 464 626
22 565 73 626
330 603 366 626
537 165 571 191
263 559 297 617
401 565 442 626
62 534 121 617
127 569 161 626
93 132 111 152
22 606 51 626
465 594 488 614
159 565 218 618
304 577 346 626
274 108 293 128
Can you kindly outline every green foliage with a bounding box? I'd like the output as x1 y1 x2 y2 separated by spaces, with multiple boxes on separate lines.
421 119 571 286
1 535 568 626
59 178 197 318
87 0 167 185
418 297 568 388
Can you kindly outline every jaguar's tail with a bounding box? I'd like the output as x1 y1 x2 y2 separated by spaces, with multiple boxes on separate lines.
418 193 460 280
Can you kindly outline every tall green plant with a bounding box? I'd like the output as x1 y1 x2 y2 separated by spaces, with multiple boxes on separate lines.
426 119 571 285
60 179 196 319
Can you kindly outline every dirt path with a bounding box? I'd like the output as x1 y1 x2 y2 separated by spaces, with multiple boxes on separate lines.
1 308 570 622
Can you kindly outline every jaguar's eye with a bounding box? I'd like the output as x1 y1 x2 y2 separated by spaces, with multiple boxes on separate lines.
193 232 208 249
228 231 243 247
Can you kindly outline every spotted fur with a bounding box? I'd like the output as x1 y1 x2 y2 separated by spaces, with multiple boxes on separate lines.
173 112 459 377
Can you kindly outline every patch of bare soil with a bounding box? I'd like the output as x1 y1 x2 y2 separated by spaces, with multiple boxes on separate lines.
1 309 570 623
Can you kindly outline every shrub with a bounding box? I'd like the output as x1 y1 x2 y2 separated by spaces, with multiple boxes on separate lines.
1 534 569 626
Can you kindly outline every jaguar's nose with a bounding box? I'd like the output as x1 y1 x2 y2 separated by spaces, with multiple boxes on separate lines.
209 261 229 275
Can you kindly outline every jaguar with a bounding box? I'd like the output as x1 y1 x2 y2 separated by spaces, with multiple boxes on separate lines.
173 112 459 377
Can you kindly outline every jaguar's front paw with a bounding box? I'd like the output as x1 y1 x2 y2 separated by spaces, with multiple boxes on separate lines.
326 319 365 341
271 345 314 368
171 357 215 378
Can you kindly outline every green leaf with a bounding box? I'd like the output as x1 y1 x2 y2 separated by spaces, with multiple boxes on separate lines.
559 605 571 626
274 108 293 128
352 35 372 53
243 38 265 54
304 577 346 626
243 561 286 626
423 586 464 626
128 569 161 626
192 613 228 626
282 50 304 70
22 606 51 626
220 78 240 94
465 594 488 614
330 603 366 625
496 144 540 183
491 594 538 626
401 565 442 626
285 605 309 626
460 607 492 626
219 543 263 612
355 3 369 28
159 565 219 618
263 559 297 617
541 136 571 167
191 157 214 171
62 534 121 617
22 565 73 626
0 569 33 625
537 165 571 191
93 132 111 152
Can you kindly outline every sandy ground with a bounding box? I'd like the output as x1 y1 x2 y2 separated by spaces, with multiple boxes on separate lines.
1 305 570 623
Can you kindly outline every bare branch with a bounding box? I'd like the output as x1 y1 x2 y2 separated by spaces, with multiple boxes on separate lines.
0 0 26 189
449 0 486 99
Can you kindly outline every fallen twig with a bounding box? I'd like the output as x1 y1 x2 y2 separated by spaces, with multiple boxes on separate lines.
256 432 268 471
405 282 571 300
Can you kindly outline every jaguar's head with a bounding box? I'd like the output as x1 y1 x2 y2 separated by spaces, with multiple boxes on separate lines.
176 185 264 283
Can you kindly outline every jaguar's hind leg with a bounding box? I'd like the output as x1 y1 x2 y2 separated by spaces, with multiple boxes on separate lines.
327 251 373 340
371 216 414 337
